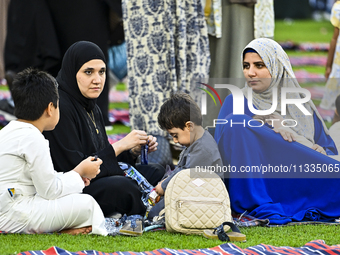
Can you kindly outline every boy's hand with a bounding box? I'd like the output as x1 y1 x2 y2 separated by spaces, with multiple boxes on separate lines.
113 130 148 156
73 156 102 180
82 177 91 186
155 180 164 196
129 134 158 156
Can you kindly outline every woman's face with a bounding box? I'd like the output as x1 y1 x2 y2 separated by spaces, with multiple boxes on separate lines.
243 52 272 93
76 59 106 99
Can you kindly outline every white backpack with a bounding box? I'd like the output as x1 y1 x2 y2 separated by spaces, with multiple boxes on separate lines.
164 169 232 234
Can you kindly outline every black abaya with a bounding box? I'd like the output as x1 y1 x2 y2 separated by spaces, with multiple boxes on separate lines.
44 41 164 217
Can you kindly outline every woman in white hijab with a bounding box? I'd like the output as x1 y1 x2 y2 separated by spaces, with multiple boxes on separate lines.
214 38 340 225
217 38 335 155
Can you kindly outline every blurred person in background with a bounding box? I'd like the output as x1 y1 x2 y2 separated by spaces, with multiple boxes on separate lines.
1 0 60 117
2 0 123 126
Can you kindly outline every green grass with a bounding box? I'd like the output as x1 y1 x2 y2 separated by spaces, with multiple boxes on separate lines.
287 51 328 56
274 19 332 128
110 102 129 110
1 225 340 254
107 123 131 135
0 85 9 91
292 65 326 74
274 19 333 43
115 82 127 91
108 102 131 135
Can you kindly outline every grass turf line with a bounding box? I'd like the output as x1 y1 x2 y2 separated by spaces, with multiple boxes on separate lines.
274 19 333 43
1 225 340 254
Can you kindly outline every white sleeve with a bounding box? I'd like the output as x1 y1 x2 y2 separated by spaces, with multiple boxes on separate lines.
22 133 84 199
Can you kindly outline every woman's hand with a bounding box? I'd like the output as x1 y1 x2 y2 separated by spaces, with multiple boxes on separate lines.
253 113 297 142
274 127 296 142
112 130 148 156
312 144 327 155
147 135 158 153
129 135 158 157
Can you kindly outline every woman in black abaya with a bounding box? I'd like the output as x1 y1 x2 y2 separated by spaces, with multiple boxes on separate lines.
44 41 164 218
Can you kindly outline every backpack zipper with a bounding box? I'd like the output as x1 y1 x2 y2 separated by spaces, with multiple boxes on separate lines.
177 200 223 209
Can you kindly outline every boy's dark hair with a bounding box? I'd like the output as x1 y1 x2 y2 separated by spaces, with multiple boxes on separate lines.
11 68 59 121
158 92 202 130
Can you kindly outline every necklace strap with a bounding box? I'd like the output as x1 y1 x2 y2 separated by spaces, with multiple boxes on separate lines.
86 110 99 134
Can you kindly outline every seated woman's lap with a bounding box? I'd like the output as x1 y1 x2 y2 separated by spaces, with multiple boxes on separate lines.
83 176 146 217
217 114 340 224
136 163 165 186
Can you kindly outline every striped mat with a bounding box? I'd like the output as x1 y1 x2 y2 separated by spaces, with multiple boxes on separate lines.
17 240 340 255
0 90 128 103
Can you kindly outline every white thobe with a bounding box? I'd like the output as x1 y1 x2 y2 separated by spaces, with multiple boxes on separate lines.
0 121 107 235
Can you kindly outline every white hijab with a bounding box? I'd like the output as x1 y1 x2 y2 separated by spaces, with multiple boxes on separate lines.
241 38 328 143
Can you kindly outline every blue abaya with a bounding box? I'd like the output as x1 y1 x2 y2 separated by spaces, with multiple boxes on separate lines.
215 95 340 225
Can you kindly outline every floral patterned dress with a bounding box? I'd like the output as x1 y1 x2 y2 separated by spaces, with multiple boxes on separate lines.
122 0 210 137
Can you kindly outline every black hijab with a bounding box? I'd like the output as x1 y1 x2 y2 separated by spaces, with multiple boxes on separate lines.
57 41 106 112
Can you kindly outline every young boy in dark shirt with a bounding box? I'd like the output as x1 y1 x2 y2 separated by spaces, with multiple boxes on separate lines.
148 92 222 219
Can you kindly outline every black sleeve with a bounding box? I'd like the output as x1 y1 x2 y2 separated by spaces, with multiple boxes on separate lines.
44 103 89 173
117 150 136 167
103 0 122 16
44 98 125 180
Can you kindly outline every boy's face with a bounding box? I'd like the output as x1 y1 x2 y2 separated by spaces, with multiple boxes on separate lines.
76 59 106 99
167 124 192 147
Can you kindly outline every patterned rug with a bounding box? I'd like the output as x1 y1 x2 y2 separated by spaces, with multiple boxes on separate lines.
304 86 335 122
109 90 129 103
289 56 327 66
107 133 129 144
280 41 329 52
295 70 325 83
109 109 130 126
0 91 130 127
17 240 340 255
316 106 335 123
305 86 327 100
0 90 128 103
0 90 10 100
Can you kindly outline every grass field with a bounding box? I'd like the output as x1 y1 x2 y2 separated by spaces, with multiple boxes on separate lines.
0 19 338 255
274 19 333 43
2 225 340 254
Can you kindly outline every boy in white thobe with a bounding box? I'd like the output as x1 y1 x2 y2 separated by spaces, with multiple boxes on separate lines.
0 68 107 235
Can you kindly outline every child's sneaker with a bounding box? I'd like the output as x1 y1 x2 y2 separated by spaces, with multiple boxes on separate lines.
119 215 144 236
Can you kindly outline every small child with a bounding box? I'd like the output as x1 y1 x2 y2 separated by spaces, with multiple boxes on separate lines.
0 68 107 235
147 92 223 220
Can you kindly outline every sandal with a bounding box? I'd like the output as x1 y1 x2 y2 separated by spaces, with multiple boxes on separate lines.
203 222 246 242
